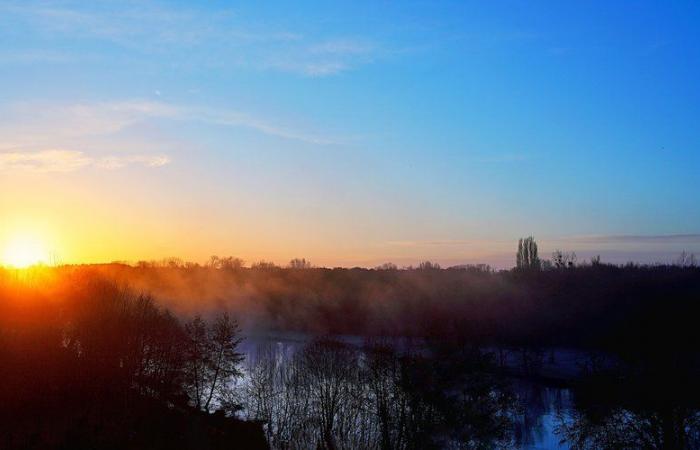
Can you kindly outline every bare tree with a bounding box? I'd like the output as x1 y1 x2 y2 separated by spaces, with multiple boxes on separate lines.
676 251 697 268
203 312 244 412
184 315 210 410
552 250 577 269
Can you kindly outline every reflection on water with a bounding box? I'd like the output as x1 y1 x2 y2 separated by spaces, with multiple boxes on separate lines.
238 335 700 449
511 380 572 449
239 335 576 450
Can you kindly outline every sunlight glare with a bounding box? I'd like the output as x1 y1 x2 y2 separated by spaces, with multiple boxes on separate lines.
1 235 50 268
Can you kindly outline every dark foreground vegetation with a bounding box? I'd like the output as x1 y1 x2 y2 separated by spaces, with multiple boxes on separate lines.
0 272 267 450
1 246 700 449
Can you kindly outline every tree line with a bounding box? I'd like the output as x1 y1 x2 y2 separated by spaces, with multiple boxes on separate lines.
88 251 700 352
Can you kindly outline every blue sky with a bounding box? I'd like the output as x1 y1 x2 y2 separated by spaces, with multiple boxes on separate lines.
1 1 699 267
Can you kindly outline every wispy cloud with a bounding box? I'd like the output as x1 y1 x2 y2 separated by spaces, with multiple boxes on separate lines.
0 150 91 172
0 99 340 174
0 49 77 64
187 106 339 145
1 2 381 77
384 234 700 250
385 239 487 248
309 39 376 55
0 150 169 173
560 234 700 245
1 100 339 147
267 38 379 77
2 3 238 47
94 154 171 170
379 234 700 269
268 61 351 77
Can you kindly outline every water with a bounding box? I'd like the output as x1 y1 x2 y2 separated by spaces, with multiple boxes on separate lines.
239 333 576 449
511 379 573 449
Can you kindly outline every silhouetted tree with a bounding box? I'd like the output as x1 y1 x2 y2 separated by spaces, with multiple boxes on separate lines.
185 315 211 410
289 258 312 269
203 312 244 413
251 260 279 270
184 313 244 412
516 236 541 270
552 250 577 269
676 251 697 268
418 261 440 270
209 255 245 269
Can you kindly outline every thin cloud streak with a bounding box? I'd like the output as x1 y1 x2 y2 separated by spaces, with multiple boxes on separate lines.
95 154 171 170
0 99 340 178
2 2 380 77
387 234 700 248
190 107 340 145
0 150 170 173
0 49 77 64
1 100 341 146
385 239 493 247
560 234 700 245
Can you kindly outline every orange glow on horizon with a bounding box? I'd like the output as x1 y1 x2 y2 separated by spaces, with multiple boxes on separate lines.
0 233 50 268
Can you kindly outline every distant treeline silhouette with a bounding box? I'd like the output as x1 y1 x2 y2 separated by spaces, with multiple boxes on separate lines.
73 253 700 355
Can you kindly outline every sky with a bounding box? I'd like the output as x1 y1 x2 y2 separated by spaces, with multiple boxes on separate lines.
1 0 699 268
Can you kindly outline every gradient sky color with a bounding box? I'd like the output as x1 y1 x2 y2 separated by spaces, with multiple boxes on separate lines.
1 1 699 267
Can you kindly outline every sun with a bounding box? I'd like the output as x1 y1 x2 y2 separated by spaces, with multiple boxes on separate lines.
1 235 50 268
